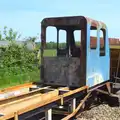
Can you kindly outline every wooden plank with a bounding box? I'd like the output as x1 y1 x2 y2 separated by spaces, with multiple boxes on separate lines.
0 83 37 100
14 112 18 120
0 90 59 120
0 82 33 93
96 89 110 95
62 92 91 120
0 86 88 120
0 86 51 107
58 87 69 91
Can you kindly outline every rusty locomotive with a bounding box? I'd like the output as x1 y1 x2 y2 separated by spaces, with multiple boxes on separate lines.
0 16 120 120
40 16 120 88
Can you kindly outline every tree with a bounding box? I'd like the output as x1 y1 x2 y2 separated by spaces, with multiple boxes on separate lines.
1 26 21 41
0 31 2 41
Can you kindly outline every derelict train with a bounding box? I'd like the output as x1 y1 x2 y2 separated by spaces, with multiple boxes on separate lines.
40 16 117 88
0 16 120 120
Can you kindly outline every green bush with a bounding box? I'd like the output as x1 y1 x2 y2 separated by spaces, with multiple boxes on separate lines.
0 27 40 88
0 42 40 87
0 43 38 70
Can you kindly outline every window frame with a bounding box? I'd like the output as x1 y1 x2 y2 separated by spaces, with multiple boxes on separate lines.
90 27 97 50
99 28 106 56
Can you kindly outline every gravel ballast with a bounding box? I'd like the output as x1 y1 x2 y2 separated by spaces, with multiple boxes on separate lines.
77 104 120 120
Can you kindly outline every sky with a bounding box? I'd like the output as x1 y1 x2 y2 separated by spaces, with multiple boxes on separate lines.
0 0 119 42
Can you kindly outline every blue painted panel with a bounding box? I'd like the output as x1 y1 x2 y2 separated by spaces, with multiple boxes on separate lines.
86 24 110 87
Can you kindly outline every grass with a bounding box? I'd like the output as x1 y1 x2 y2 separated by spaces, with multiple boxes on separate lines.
0 49 56 89
0 69 40 89
43 49 56 56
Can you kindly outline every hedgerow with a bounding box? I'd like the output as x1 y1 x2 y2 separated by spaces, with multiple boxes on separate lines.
0 27 40 87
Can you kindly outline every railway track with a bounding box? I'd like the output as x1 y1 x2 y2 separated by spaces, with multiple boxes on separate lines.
0 82 119 120
1 15 120 120
0 86 58 119
0 83 89 120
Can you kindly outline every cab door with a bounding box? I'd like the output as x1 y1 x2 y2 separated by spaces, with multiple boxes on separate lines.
86 24 110 87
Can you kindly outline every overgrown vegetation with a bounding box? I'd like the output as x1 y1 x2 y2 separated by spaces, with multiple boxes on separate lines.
0 26 21 41
0 27 40 88
0 26 80 88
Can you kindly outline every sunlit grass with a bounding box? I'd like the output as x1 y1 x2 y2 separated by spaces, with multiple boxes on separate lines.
0 49 55 89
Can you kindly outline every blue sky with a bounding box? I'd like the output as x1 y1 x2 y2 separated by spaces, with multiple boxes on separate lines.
0 0 119 42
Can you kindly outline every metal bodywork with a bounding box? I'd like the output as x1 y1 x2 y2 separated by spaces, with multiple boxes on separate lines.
40 16 110 88
0 16 120 120
91 37 120 80
86 24 109 87
43 57 83 87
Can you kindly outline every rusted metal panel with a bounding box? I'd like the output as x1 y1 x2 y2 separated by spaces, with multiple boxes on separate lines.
41 16 86 27
90 36 120 78
85 17 106 29
41 16 108 88
41 16 106 28
43 57 85 87
110 49 120 78
41 16 106 46
90 36 120 47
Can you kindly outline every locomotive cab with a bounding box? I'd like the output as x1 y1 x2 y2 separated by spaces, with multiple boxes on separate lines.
40 16 110 88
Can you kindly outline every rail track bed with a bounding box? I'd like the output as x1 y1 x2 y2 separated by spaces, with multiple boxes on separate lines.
77 103 120 120
0 82 119 120
0 82 88 120
24 103 120 120
0 86 59 119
